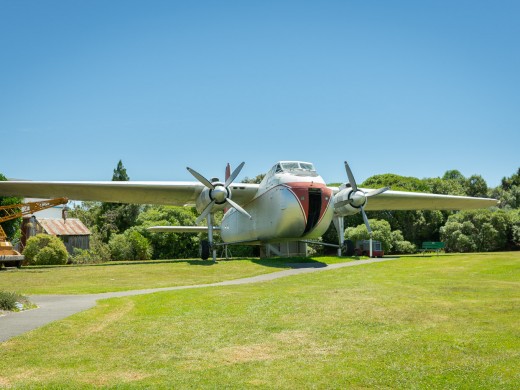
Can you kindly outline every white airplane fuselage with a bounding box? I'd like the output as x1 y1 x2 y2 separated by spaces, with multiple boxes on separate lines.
220 162 334 244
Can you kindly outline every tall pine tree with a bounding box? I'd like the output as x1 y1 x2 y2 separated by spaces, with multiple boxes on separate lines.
97 160 140 242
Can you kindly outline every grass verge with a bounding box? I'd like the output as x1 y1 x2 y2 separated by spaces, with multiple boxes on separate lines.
0 256 353 295
0 252 518 388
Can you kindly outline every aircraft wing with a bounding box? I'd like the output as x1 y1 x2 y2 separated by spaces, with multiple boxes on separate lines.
360 189 498 210
0 181 259 206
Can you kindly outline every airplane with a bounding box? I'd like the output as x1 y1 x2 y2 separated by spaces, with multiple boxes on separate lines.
0 161 498 260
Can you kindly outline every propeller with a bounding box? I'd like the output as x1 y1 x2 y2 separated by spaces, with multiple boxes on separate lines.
343 161 389 235
187 162 252 225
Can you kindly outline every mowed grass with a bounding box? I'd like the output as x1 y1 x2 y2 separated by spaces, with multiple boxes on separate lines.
0 257 346 295
1 252 519 388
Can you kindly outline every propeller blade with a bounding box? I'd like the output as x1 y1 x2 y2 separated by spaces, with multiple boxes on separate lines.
366 187 389 197
196 199 216 225
187 167 215 189
226 198 252 220
225 161 245 187
361 207 372 235
344 161 358 192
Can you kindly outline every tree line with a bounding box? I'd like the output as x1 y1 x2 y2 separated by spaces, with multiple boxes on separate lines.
322 168 520 254
1 162 519 264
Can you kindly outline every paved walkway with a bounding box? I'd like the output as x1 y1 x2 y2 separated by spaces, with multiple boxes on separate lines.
0 257 398 342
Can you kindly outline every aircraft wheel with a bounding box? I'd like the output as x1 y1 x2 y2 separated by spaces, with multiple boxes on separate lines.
200 240 210 260
342 240 355 256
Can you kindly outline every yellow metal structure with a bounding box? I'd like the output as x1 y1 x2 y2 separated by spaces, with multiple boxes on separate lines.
0 197 68 267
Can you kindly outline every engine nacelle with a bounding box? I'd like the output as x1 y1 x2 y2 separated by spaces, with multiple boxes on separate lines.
195 182 231 213
333 186 366 216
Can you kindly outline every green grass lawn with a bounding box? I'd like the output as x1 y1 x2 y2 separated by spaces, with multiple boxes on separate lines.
0 257 349 295
0 252 519 388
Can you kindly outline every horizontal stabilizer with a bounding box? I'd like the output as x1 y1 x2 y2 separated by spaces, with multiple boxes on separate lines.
147 226 220 233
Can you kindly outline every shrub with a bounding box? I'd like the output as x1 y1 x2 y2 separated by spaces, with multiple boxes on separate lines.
126 230 153 260
70 248 97 264
109 233 133 261
0 291 31 311
108 230 152 261
70 231 111 264
345 219 416 254
393 240 417 254
23 234 68 265
0 291 18 310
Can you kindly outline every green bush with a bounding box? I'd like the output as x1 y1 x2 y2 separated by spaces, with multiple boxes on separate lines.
23 234 68 265
109 234 133 260
393 240 417 254
440 209 512 252
109 230 152 261
345 219 416 254
0 291 31 311
126 229 153 260
70 230 111 264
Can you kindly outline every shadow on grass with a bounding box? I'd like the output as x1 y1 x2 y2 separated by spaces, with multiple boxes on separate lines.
16 254 374 271
252 257 327 269
251 256 365 269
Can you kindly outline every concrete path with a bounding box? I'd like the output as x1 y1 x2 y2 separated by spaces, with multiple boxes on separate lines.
0 257 398 342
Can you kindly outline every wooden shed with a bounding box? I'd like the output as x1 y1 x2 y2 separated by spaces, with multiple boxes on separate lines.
21 217 91 254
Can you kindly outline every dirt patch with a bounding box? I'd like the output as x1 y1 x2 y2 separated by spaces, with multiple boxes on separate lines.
0 376 10 387
219 343 275 364
85 299 135 334
81 371 151 387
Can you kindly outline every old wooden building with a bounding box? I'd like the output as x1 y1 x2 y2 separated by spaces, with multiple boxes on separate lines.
21 217 91 254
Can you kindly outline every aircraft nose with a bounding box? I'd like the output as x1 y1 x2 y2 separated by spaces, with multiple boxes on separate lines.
286 182 332 235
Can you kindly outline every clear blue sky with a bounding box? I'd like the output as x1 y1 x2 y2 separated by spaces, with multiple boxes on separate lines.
1 0 518 187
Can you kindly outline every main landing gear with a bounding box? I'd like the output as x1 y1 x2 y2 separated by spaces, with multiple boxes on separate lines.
200 240 211 261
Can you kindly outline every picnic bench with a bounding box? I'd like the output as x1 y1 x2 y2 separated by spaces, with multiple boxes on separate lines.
420 241 445 254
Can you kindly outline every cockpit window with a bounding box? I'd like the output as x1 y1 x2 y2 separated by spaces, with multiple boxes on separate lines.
299 163 315 171
278 162 318 176
281 162 300 170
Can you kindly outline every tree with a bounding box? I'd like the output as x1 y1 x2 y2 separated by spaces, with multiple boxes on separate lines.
97 160 141 241
112 160 129 181
361 174 450 245
424 177 466 196
442 169 466 184
362 173 430 193
242 174 265 184
440 220 476 252
440 209 511 252
0 173 23 242
465 174 488 198
135 206 200 259
489 186 520 210
345 218 416 254
511 209 520 248
491 168 520 210
23 234 68 265
500 168 520 191
108 229 152 261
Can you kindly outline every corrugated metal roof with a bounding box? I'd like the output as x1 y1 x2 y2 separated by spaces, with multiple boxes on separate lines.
38 218 91 236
